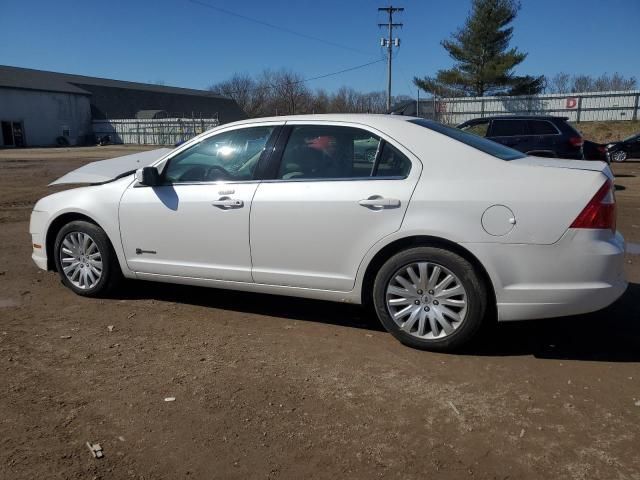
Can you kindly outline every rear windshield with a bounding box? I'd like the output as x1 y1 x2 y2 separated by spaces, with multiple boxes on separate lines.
409 119 526 161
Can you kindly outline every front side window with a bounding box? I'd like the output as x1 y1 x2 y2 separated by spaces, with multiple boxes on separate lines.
278 125 383 180
461 120 490 137
163 126 275 183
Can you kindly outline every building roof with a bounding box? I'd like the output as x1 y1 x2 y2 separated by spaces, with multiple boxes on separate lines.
0 65 229 99
0 65 247 123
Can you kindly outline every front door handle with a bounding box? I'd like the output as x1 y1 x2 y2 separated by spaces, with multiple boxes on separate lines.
211 197 244 209
358 196 401 209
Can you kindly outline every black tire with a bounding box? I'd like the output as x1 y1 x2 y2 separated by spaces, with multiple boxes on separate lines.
53 220 122 297
372 246 487 352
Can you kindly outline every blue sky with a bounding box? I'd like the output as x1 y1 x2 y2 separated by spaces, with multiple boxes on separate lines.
1 0 638 97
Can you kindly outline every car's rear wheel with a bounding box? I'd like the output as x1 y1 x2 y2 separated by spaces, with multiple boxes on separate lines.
611 150 627 163
54 220 121 297
372 246 487 351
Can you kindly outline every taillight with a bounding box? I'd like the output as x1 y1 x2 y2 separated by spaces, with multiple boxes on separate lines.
569 136 584 147
570 179 616 232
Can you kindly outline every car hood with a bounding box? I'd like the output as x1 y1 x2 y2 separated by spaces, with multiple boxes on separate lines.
511 156 612 179
49 148 172 186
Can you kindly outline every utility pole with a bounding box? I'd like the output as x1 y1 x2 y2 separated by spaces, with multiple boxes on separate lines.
378 5 403 112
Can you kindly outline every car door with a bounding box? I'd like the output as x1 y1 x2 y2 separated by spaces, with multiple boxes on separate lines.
487 119 529 153
119 123 281 281
250 122 421 291
527 119 562 156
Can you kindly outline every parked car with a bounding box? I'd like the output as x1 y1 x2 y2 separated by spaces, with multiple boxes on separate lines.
583 139 609 163
457 115 585 160
606 133 640 162
30 114 626 352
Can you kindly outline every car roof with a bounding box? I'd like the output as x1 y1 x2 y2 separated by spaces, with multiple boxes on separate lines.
463 115 569 122
217 113 421 130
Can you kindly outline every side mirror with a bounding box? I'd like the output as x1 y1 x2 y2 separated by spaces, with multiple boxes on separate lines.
135 166 161 186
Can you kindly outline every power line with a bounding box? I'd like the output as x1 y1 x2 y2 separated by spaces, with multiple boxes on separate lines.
378 5 403 111
189 0 373 56
212 59 385 96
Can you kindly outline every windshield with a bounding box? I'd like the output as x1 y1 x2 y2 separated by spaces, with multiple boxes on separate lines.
409 119 526 161
623 133 639 142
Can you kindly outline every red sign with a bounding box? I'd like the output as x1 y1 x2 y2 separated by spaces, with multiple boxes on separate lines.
566 97 578 109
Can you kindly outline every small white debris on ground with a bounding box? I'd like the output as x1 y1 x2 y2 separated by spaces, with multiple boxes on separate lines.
448 401 460 416
86 442 103 458
60 335 72 339
164 397 176 402
107 325 114 332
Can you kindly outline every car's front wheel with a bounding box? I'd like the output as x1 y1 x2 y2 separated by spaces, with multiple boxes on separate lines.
611 150 627 163
53 220 121 296
372 246 487 352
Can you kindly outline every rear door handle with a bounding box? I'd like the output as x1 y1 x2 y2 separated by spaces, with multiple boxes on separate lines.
358 196 401 209
211 197 244 209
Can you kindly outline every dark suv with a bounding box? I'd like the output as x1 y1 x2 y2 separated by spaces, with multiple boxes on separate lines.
456 115 584 160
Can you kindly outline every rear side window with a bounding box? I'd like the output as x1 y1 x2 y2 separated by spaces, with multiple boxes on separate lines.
278 125 381 180
490 120 527 137
375 142 412 177
277 125 410 180
410 119 525 161
528 120 559 135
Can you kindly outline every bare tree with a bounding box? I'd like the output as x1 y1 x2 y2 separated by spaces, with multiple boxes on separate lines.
548 72 571 93
210 69 423 117
546 72 637 94
209 73 268 117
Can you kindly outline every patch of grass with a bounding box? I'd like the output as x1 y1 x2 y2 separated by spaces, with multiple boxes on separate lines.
572 121 640 143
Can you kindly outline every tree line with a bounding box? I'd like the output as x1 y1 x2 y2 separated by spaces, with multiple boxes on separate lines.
545 72 637 94
209 70 413 118
210 68 636 118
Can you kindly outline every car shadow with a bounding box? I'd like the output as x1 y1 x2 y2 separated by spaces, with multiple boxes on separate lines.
115 281 640 362
117 280 383 332
466 282 640 362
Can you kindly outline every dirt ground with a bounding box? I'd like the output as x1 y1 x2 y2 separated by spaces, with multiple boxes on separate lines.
1 146 639 480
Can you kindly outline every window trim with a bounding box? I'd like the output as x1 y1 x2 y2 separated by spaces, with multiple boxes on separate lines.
265 123 412 183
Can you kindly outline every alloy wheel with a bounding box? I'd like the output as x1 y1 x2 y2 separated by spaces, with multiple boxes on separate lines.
612 150 627 163
385 262 468 340
59 231 103 290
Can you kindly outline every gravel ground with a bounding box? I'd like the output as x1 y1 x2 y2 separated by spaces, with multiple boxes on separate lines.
1 146 639 480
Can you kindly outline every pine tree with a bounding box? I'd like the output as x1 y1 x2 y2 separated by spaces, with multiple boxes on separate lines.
414 0 543 97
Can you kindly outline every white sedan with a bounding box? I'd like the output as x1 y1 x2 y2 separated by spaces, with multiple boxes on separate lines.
29 114 627 351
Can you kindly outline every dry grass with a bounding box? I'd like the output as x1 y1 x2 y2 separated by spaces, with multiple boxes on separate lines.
572 120 640 143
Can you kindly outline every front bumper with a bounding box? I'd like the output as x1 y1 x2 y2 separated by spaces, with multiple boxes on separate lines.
463 229 627 321
29 210 49 270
